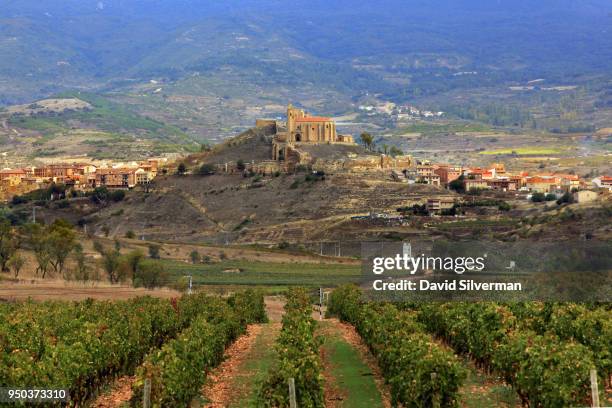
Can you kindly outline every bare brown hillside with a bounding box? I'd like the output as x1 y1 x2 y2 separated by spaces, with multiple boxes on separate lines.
185 125 277 166
70 172 448 243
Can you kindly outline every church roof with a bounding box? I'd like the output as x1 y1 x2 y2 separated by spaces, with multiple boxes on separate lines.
295 116 332 123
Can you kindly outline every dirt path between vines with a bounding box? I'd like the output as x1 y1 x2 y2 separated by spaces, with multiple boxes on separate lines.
196 296 285 407
90 375 134 408
318 317 391 408
198 324 265 407
91 297 286 408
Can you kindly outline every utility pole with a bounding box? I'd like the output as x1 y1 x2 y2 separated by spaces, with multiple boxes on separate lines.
185 275 193 295
319 287 323 320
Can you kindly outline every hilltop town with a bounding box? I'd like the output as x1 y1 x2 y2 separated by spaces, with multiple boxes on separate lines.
3 103 610 216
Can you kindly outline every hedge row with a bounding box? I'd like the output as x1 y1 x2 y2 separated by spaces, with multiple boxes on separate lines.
130 290 267 407
260 288 324 408
328 285 465 408
418 302 599 407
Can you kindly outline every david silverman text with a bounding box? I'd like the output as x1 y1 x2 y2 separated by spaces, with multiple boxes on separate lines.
373 279 522 291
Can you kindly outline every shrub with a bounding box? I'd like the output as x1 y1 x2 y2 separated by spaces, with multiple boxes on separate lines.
148 244 161 259
531 192 546 202
110 190 125 202
189 250 200 264
198 163 216 176
557 192 574 205
498 201 511 211
544 193 556 201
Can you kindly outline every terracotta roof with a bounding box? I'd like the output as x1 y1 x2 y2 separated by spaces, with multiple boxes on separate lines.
527 177 558 184
295 116 332 123
0 169 26 174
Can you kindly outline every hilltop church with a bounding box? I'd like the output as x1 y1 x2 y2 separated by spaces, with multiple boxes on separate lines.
269 104 355 161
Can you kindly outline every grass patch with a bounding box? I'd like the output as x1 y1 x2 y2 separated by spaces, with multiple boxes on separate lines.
393 121 492 136
478 147 564 155
320 321 385 408
162 259 361 287
434 219 519 230
459 358 519 408
230 323 281 408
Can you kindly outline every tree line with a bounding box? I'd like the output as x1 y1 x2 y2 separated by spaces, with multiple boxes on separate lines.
0 219 168 288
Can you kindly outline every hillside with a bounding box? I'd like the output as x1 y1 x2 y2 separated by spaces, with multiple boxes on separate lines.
0 93 198 167
184 125 277 166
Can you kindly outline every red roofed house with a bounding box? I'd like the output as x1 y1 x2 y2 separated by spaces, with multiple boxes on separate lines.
596 176 612 190
525 176 560 193
434 165 462 184
95 168 137 189
0 168 27 187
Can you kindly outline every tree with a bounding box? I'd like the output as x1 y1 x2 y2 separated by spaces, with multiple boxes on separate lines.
382 144 389 155
90 187 110 205
189 250 201 264
557 192 574 205
46 220 77 278
0 220 17 273
360 132 374 151
7 252 25 278
448 176 466 193
102 250 122 284
125 230 136 239
25 223 52 278
176 162 187 175
93 240 105 255
133 260 168 289
197 163 216 176
93 240 123 283
544 193 557 201
121 250 144 281
389 146 404 157
531 192 546 202
236 159 246 172
148 244 161 259
73 244 91 282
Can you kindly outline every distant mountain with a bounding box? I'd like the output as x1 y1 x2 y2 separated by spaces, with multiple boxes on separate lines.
1 0 611 104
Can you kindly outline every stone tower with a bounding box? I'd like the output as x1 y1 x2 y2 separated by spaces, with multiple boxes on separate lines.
286 103 305 134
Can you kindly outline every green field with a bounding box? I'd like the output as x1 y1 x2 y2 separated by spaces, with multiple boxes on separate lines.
392 121 493 136
163 259 361 287
478 147 565 155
